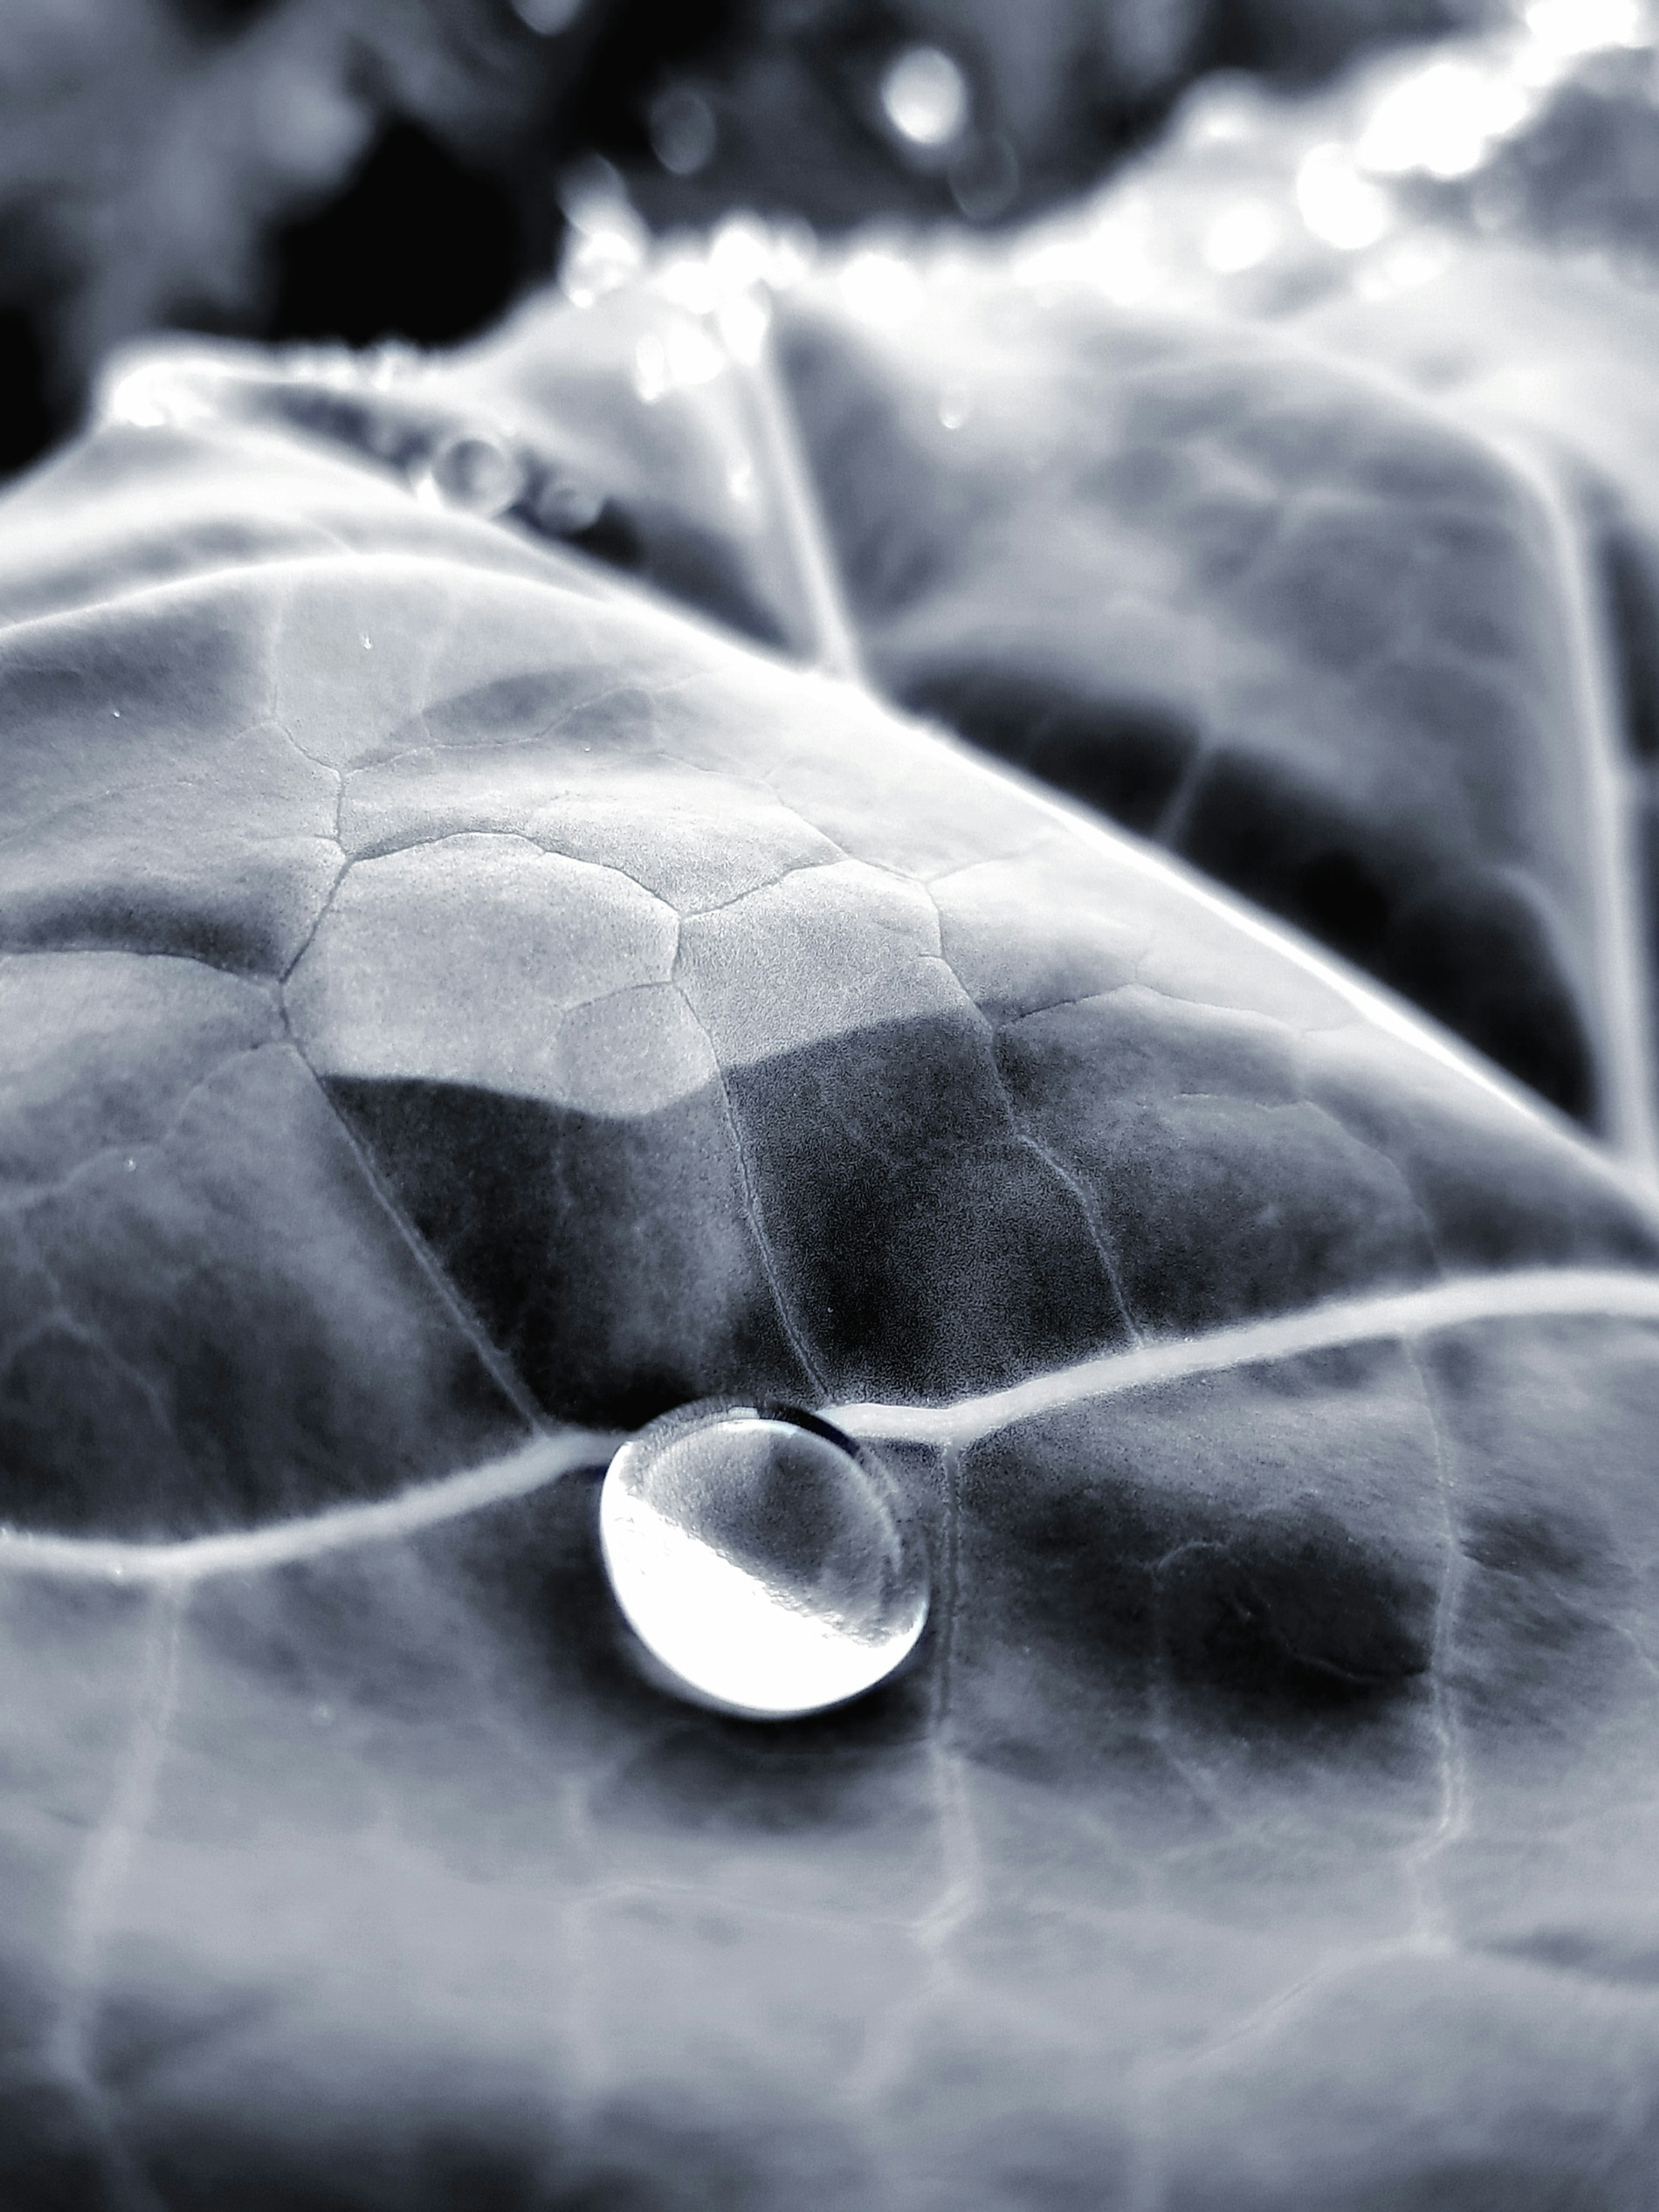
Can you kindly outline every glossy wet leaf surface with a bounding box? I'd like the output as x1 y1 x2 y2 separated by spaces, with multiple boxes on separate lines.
8 10 1659 2207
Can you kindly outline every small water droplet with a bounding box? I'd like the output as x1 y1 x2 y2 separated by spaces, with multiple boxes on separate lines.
633 332 671 405
360 633 373 651
364 340 421 389
880 44 971 152
839 249 921 325
123 1158 137 1172
1296 145 1392 252
949 133 1020 223
512 0 585 32
715 287 771 365
559 163 648 307
649 83 718 178
103 360 211 431
111 709 121 718
409 429 524 519
530 465 606 537
1202 201 1282 274
938 382 972 430
601 1402 928 1719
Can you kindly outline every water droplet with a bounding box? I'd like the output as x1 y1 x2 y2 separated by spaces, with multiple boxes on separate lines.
1525 0 1649 57
364 339 421 389
601 1402 929 1719
1296 145 1393 252
409 429 524 519
938 382 972 430
715 287 771 366
649 83 718 178
839 249 921 325
530 465 605 537
880 44 971 151
1202 201 1282 274
632 319 728 404
1355 56 1537 183
102 360 211 431
949 133 1020 223
559 162 648 307
633 331 671 405
512 0 585 32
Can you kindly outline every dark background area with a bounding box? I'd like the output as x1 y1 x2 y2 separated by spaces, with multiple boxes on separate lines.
0 0 1484 480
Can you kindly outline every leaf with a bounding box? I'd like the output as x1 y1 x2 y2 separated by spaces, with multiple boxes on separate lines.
8 16 1659 2209
423 22 1659 1161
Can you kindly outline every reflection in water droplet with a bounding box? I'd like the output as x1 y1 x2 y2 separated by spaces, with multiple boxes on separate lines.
649 83 718 177
880 44 971 150
601 1403 929 1718
938 382 972 430
409 430 524 518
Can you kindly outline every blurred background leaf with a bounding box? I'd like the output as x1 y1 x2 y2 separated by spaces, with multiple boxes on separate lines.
0 0 1485 475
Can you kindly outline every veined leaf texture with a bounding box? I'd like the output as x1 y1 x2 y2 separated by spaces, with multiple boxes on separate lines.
7 7 1659 2206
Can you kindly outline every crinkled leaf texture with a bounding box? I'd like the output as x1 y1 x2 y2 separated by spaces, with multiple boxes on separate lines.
12 115 1659 2212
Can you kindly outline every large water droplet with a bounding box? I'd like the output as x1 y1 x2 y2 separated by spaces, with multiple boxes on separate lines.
880 44 971 152
600 1402 929 1719
409 428 524 518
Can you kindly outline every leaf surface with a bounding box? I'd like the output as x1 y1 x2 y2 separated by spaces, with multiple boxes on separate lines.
9 19 1659 2208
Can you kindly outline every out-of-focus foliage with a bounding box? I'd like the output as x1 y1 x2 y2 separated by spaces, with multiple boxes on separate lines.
0 0 1483 467
607 0 1485 231
0 0 593 453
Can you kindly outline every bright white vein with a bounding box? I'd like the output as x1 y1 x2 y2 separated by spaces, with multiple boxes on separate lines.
4 1271 1659 1583
827 1267 1659 1445
0 1427 624 1585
